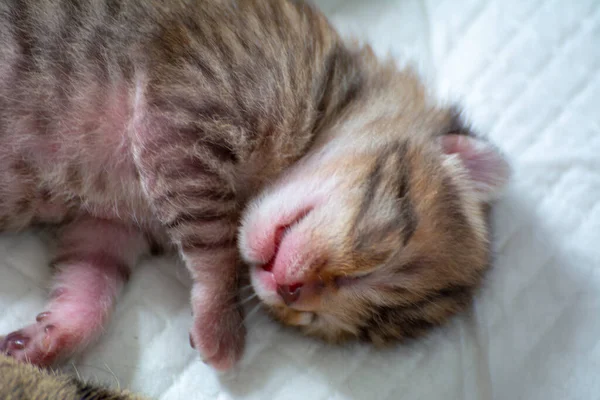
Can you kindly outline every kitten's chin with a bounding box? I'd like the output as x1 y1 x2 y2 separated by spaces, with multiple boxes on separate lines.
249 265 281 306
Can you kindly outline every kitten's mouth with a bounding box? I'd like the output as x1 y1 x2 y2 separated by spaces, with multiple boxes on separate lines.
261 207 312 273
251 207 312 305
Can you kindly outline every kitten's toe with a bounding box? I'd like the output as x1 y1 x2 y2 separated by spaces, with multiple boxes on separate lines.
0 331 30 356
190 300 246 371
1 323 57 366
0 312 76 367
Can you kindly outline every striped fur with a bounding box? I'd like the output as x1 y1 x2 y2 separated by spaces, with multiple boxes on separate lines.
0 354 147 400
0 0 508 370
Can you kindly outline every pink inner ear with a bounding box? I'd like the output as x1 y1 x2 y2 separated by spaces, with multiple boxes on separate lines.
440 134 510 201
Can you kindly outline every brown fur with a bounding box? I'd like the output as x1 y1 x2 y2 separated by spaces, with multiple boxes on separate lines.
0 354 148 400
0 0 509 369
251 100 493 343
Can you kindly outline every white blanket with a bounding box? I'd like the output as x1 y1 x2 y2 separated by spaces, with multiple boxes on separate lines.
1 1 599 399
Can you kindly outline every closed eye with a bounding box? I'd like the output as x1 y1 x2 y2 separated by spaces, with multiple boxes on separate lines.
335 272 373 287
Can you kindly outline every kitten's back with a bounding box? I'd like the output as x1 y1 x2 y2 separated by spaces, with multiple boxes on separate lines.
0 0 362 230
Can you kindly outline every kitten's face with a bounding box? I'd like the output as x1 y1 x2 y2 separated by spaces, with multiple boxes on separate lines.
239 118 509 344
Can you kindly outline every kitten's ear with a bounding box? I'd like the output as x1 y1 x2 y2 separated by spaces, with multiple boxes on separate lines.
440 134 510 202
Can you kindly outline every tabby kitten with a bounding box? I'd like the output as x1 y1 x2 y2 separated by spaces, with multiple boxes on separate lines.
0 0 509 371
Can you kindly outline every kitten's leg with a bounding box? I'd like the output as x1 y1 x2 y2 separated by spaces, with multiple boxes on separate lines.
147 183 245 371
133 156 245 370
131 100 247 371
0 217 149 367
184 246 244 371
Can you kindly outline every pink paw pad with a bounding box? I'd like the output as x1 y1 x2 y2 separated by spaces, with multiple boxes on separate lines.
0 312 71 367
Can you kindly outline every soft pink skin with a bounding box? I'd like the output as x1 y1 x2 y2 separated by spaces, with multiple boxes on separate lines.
0 217 148 366
239 151 344 308
440 135 510 202
0 69 245 370
0 79 242 371
246 200 328 309
186 248 243 372
271 225 314 286
0 78 161 367
242 189 322 305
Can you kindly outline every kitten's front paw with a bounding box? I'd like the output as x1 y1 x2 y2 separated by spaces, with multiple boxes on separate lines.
189 296 246 371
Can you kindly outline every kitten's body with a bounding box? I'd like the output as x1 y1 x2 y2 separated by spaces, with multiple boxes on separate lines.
0 0 509 371
0 0 335 234
0 0 345 369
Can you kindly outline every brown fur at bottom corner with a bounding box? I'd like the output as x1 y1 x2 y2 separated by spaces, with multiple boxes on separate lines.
0 354 149 400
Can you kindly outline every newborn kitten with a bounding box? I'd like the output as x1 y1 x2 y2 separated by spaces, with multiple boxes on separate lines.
0 0 509 371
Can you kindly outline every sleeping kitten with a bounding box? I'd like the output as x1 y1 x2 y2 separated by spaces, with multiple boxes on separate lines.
0 0 509 371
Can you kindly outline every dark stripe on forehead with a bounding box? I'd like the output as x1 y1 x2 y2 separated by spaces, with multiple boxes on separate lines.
396 165 409 200
354 155 383 227
394 140 410 197
440 174 474 235
353 139 418 248
399 197 417 246
393 141 417 246
356 139 409 218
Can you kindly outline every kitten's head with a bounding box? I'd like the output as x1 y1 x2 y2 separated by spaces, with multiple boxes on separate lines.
239 108 509 344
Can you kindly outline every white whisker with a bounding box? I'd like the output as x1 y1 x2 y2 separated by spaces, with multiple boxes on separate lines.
239 303 262 332
238 292 258 305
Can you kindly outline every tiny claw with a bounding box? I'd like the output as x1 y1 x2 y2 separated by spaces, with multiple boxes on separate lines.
36 311 51 322
189 333 195 349
42 337 51 352
41 325 55 351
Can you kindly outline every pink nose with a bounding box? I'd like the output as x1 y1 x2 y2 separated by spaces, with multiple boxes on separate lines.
277 283 303 305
